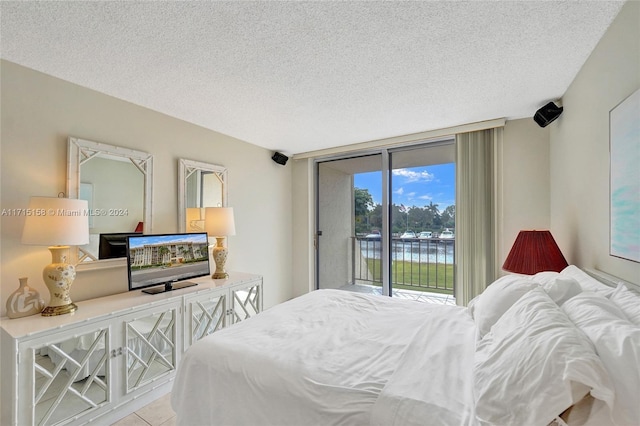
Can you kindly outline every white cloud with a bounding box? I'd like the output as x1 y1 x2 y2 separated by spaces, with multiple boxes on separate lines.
418 194 433 200
392 168 435 183
394 187 404 195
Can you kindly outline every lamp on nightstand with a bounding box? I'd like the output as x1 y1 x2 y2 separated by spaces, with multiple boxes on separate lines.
204 207 236 279
21 196 90 316
503 230 568 275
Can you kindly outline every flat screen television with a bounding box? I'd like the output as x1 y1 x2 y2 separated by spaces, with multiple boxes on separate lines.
99 232 142 259
126 233 210 294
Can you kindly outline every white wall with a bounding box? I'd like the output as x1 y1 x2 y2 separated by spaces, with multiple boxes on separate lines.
500 119 551 271
0 60 293 317
550 0 640 285
317 164 353 289
291 158 315 297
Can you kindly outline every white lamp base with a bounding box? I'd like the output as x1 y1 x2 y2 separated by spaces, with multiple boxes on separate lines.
41 246 78 316
211 237 229 279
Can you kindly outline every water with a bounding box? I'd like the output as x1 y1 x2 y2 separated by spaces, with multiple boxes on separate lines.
358 239 454 264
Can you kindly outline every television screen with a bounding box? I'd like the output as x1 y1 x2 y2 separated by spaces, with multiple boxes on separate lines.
99 232 142 259
126 233 210 294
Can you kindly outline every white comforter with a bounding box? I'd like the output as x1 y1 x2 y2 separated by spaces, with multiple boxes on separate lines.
171 289 476 426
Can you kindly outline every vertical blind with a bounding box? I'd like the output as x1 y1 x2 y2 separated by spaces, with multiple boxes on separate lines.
455 128 502 305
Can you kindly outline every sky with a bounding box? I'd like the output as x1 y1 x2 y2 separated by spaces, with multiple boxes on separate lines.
354 163 455 211
128 233 209 248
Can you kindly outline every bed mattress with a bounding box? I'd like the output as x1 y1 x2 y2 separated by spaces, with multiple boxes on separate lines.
172 289 475 425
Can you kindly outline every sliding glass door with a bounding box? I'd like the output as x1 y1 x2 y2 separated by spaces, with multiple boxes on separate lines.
316 140 455 301
389 142 455 298
316 154 385 293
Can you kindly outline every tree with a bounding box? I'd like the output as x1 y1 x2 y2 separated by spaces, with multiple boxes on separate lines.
409 206 430 231
353 190 455 235
179 246 190 261
425 201 439 219
158 246 170 265
369 204 383 230
354 188 374 217
441 205 455 229
354 188 374 234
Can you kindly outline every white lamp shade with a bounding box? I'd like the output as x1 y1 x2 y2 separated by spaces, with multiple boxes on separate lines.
204 207 236 237
21 197 90 246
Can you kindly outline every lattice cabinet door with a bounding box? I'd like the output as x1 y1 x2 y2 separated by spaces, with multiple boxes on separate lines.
123 301 180 394
230 280 262 324
184 290 226 350
18 322 112 426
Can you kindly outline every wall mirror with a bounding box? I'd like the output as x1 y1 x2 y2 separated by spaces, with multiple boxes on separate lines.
67 137 153 269
178 158 227 233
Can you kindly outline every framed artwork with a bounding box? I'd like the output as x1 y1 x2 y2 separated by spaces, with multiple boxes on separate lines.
610 88 639 263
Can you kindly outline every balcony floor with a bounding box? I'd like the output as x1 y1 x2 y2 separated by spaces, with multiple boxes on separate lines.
340 283 456 306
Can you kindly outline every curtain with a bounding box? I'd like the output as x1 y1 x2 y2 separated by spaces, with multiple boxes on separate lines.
455 128 502 305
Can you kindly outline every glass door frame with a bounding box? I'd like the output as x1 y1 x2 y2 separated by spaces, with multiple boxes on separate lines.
314 151 391 295
314 137 454 297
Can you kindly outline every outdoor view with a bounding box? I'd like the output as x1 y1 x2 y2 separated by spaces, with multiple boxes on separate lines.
128 234 210 290
353 162 455 296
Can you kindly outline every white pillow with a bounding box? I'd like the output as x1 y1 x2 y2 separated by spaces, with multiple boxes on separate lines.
532 271 562 286
531 271 582 306
468 274 539 338
563 292 640 426
560 265 614 297
609 283 640 326
474 288 615 426
541 276 582 306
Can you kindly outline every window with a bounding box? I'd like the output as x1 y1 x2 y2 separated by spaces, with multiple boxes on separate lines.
316 140 456 302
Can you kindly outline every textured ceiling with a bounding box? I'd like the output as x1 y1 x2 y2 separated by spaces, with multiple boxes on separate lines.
0 1 625 155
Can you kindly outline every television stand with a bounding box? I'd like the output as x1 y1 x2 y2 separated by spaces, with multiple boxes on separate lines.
1 271 262 426
142 281 198 294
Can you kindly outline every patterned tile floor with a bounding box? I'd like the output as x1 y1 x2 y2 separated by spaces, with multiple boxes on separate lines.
341 283 456 305
112 392 175 426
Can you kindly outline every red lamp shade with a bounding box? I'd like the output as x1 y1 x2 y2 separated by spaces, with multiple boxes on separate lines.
503 230 568 275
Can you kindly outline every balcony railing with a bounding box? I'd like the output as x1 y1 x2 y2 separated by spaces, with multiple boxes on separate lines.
351 236 455 295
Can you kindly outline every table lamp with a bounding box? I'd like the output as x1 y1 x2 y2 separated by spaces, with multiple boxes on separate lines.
186 207 205 232
503 230 568 275
21 196 89 316
204 207 236 279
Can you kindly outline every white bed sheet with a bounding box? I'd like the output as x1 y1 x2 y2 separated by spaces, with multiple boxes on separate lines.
171 289 474 426
370 306 477 426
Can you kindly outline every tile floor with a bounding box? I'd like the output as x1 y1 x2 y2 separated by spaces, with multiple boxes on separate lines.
113 285 453 425
111 392 175 426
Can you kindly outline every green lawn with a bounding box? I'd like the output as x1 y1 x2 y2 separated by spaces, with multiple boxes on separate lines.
361 259 454 295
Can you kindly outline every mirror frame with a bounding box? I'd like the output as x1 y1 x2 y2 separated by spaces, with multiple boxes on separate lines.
178 158 228 232
67 137 154 270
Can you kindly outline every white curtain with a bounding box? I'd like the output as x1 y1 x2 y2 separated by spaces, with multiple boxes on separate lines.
455 128 502 305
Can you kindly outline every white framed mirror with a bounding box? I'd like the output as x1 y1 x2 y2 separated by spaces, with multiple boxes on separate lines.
67 137 153 269
178 159 227 233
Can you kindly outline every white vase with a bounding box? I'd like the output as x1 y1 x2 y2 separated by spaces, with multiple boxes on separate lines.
6 277 45 319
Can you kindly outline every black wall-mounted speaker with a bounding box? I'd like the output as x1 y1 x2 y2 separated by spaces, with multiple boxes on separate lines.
272 151 289 165
534 102 564 127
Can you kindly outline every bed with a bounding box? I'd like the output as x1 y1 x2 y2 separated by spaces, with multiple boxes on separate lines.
171 266 640 426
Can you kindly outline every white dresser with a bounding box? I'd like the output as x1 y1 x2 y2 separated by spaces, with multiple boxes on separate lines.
0 272 262 426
